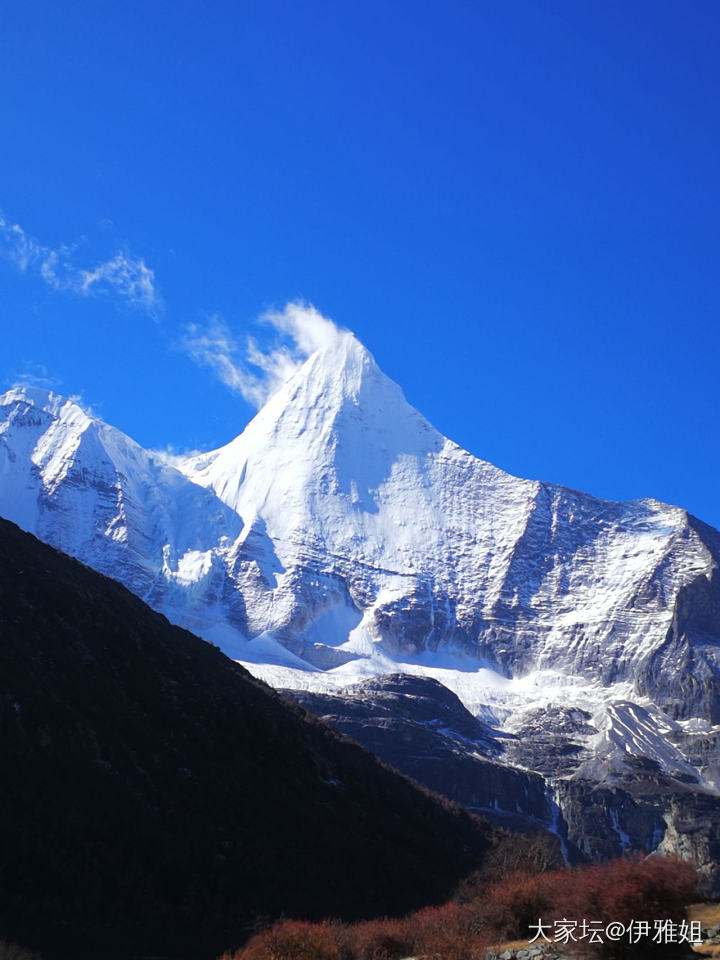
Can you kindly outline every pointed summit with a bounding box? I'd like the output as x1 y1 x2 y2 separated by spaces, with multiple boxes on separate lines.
305 328 377 376
1 326 718 791
292 330 386 399
179 331 443 520
256 330 404 426
3 342 720 872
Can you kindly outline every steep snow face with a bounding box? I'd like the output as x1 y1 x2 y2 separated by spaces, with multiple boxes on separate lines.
3 342 720 844
1 334 719 732
179 333 719 719
181 333 541 654
0 386 243 626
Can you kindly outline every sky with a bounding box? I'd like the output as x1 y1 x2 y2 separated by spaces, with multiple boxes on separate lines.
1 1 719 525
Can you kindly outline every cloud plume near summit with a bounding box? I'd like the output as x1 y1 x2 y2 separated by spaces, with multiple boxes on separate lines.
183 302 342 408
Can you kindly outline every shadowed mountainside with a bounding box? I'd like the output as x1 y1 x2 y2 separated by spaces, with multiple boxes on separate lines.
0 518 493 960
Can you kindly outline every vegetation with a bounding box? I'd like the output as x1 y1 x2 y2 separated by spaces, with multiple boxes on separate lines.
0 521 700 960
222 856 698 960
0 518 493 958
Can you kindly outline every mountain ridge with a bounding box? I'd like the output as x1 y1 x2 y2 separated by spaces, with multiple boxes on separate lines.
2 340 718 711
1 331 720 878
0 515 497 958
2 337 718 715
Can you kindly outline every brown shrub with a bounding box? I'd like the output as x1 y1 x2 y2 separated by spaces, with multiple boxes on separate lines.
225 920 342 960
474 855 698 959
221 856 698 960
556 856 698 959
409 902 487 959
339 918 413 960
476 870 555 942
575 855 696 927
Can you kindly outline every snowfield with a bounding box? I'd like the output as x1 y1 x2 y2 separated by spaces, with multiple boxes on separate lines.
1 332 720 795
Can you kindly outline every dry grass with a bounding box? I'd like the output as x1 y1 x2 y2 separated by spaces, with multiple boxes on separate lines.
692 945 720 957
689 903 720 956
691 903 720 928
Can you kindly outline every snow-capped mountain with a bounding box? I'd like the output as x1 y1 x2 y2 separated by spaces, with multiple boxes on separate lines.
0 384 244 628
2 332 720 882
177 333 720 725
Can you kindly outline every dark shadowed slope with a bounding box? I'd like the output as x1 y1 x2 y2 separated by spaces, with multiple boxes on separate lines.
0 518 491 960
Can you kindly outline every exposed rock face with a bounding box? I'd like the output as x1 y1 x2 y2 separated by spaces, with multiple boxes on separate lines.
503 705 596 778
636 518 720 722
287 677 720 893
551 778 667 862
289 675 551 823
1 332 720 884
0 518 494 959
3 340 720 717
656 793 720 895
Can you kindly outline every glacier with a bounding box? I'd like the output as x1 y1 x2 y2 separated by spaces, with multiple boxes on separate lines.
2 331 720 882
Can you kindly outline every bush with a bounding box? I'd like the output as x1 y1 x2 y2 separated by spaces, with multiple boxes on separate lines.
474 855 698 959
409 903 487 960
223 920 342 960
477 870 554 941
340 918 413 960
222 856 698 960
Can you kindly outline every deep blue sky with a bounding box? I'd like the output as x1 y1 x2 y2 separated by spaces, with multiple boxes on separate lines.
2 1 719 525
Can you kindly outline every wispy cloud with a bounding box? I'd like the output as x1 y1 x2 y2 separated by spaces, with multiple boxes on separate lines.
183 301 342 408
8 362 61 391
0 214 161 315
149 444 208 469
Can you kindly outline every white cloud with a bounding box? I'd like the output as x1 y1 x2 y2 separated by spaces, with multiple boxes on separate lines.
0 213 161 314
259 301 340 356
9 362 61 391
183 301 343 408
149 444 207 469
183 316 268 407
77 252 158 310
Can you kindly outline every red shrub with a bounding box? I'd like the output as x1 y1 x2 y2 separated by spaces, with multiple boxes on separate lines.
408 902 487 960
335 903 488 960
220 856 698 960
469 855 697 959
556 856 698 958
477 870 555 941
583 856 696 926
226 920 342 960
340 918 413 960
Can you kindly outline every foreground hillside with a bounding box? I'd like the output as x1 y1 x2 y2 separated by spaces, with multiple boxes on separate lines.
0 518 493 959
224 856 699 960
2 332 720 874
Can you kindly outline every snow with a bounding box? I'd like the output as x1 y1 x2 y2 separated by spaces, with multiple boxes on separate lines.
581 700 706 784
1 332 720 789
0 385 244 611
168 548 214 586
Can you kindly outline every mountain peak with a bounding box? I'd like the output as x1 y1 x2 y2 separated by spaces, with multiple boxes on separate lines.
1 383 84 418
179 330 442 520
272 330 386 410
309 329 377 373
